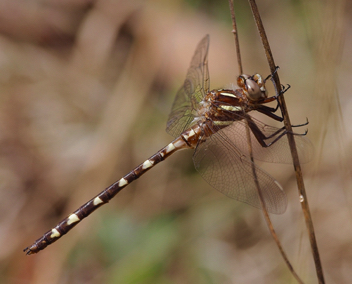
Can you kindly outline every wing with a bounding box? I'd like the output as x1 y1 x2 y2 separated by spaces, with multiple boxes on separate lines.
166 35 210 137
193 129 287 214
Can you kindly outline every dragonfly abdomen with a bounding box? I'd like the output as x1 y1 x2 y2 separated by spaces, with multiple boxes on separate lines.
24 136 191 255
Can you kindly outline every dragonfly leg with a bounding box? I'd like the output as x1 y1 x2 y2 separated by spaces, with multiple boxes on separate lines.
255 81 290 115
255 83 293 123
246 115 308 148
265 83 291 102
263 128 308 147
266 127 308 147
289 117 309 128
257 105 283 122
280 83 291 94
263 66 291 94
264 66 280 82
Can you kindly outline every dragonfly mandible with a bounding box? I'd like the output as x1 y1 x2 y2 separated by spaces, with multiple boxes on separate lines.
24 35 313 255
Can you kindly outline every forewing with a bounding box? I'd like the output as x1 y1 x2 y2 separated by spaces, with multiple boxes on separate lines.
166 35 210 137
193 130 287 214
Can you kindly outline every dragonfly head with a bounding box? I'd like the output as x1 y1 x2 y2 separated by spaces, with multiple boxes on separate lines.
237 73 268 102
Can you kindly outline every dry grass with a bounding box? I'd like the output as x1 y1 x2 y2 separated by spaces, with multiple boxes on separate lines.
0 0 351 283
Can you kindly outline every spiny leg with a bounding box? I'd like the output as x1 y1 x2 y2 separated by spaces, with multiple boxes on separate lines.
246 115 308 148
264 66 280 83
255 83 294 123
256 105 284 122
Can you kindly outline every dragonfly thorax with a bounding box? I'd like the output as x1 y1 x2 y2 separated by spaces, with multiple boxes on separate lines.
193 73 270 136
193 89 249 132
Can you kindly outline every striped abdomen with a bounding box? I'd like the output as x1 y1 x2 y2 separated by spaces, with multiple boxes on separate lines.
23 128 202 255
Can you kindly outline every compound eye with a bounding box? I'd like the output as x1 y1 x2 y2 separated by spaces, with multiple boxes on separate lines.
246 79 262 100
253 73 263 85
237 75 248 89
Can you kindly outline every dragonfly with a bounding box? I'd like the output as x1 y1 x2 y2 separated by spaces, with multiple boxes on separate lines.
24 35 313 255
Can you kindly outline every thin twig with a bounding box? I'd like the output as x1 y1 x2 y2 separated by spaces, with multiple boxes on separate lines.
244 122 304 284
247 0 325 283
228 0 243 75
228 1 305 282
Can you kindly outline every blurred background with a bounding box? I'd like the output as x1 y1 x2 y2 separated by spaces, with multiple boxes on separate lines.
0 0 351 283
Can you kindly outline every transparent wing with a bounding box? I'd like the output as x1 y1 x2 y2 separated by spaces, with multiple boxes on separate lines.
216 114 314 164
166 35 210 137
193 129 288 214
